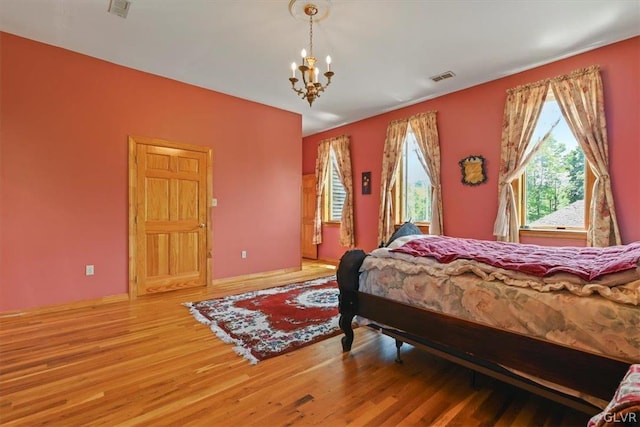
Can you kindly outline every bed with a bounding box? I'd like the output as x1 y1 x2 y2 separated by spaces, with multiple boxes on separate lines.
337 231 640 414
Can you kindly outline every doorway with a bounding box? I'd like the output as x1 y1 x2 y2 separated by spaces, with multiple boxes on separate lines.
128 136 212 297
301 173 318 260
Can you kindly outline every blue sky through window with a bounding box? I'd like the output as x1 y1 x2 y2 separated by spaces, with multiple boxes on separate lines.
532 99 578 151
405 130 428 184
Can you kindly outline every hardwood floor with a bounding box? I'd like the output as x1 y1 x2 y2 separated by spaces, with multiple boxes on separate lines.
0 260 591 426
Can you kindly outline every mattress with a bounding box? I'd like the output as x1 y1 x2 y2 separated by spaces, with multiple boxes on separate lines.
358 244 640 363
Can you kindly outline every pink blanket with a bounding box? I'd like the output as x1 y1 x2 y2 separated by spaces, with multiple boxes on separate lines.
390 236 640 280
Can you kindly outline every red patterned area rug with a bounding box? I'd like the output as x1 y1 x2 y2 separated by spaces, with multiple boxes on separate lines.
184 276 340 364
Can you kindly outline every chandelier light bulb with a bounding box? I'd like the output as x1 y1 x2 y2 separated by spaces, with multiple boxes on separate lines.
287 1 334 106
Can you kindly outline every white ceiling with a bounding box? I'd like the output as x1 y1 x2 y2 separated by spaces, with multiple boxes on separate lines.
1 0 639 136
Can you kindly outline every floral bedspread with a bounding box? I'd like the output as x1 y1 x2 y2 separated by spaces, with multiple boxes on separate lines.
381 235 640 306
358 251 640 363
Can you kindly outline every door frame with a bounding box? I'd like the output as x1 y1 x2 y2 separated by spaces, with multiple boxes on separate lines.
301 173 318 260
128 135 213 299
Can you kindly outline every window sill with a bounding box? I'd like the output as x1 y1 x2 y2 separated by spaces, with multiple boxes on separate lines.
519 228 587 240
323 221 341 227
395 223 431 234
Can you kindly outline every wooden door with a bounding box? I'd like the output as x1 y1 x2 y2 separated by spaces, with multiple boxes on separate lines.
301 174 318 260
129 136 212 297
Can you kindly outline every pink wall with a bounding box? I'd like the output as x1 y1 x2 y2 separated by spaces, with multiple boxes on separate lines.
303 37 640 259
0 33 302 312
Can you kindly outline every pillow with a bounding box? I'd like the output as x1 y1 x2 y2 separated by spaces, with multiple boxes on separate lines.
383 221 423 247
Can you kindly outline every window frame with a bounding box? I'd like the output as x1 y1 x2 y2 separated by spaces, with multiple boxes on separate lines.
392 129 432 233
514 94 595 239
322 148 345 224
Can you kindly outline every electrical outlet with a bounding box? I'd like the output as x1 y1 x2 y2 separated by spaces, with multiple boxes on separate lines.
85 265 95 276
241 250 247 259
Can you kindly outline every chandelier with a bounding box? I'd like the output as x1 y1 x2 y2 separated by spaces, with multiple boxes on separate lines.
288 2 334 107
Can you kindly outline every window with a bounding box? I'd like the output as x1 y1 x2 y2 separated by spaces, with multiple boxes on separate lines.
395 129 432 224
516 89 594 231
324 148 346 222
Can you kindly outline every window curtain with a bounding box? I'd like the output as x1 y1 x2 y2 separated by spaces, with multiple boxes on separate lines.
312 140 331 244
378 119 409 245
331 136 355 248
312 135 355 247
409 111 444 235
493 80 550 242
550 65 621 246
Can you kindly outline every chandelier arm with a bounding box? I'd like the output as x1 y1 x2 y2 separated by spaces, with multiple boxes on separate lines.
299 65 310 86
289 77 307 99
291 86 306 98
314 73 333 93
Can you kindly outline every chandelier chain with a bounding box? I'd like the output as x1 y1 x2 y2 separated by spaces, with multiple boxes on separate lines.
308 14 313 57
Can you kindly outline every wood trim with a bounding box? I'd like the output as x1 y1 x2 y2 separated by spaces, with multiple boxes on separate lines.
585 165 595 227
206 147 213 288
513 176 525 225
322 221 341 227
128 137 138 299
0 294 129 319
393 222 431 234
520 228 587 241
128 135 212 153
514 147 595 234
301 174 318 260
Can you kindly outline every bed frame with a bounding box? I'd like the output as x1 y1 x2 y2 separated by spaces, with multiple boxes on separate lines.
337 257 632 415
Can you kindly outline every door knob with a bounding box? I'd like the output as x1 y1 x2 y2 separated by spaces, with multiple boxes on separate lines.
199 223 206 228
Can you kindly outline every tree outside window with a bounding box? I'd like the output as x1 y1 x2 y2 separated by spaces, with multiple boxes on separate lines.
397 129 431 224
521 91 592 229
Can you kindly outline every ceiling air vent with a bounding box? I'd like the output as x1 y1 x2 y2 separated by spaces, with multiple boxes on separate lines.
108 0 131 18
430 71 456 82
